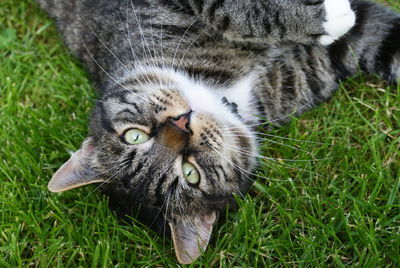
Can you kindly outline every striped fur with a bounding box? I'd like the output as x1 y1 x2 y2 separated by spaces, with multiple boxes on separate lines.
38 0 400 263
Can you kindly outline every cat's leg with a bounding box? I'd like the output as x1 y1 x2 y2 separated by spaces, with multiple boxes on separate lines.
170 0 356 46
328 0 400 83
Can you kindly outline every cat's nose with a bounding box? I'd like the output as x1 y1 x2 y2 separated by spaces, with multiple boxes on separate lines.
170 112 192 133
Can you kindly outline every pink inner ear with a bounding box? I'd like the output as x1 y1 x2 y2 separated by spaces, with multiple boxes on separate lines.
169 211 218 264
48 138 104 192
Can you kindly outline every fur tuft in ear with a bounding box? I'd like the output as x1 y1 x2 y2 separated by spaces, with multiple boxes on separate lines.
48 138 105 192
169 211 218 264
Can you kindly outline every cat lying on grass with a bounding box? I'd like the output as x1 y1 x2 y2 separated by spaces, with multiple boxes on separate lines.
37 0 399 264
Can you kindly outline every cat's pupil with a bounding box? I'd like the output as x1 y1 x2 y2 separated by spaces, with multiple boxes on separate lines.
124 129 150 145
182 162 200 184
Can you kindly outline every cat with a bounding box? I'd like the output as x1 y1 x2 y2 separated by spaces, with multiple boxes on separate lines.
36 0 400 264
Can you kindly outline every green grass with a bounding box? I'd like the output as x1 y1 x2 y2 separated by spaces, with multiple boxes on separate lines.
1 0 399 267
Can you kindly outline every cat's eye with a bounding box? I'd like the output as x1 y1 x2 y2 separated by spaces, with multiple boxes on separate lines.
182 162 200 185
124 129 150 145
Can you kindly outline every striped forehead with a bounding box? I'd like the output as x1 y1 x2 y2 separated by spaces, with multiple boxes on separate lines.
101 92 152 127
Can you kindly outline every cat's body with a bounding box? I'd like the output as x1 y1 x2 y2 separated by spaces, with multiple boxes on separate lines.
37 0 400 264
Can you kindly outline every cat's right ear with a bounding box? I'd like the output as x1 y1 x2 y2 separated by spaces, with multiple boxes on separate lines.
48 138 105 192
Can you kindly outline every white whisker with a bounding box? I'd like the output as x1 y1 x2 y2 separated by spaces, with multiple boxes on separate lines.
80 16 132 73
221 102 312 131
215 139 328 162
177 27 210 69
171 14 202 67
210 146 290 182
78 35 150 103
130 0 154 62
223 131 330 146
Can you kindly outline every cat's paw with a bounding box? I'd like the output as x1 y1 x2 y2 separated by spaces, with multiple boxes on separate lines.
319 0 356 45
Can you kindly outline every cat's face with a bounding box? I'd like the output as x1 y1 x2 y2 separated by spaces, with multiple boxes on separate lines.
48 71 257 264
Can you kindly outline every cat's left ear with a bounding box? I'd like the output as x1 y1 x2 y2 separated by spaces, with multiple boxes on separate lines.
48 138 104 192
169 211 218 264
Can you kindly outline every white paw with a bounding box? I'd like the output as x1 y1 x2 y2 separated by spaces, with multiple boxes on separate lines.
319 0 356 46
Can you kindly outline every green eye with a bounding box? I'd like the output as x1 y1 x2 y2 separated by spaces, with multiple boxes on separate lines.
182 162 200 185
124 129 150 145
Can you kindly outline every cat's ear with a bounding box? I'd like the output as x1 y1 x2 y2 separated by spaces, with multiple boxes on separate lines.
169 211 218 264
48 138 104 192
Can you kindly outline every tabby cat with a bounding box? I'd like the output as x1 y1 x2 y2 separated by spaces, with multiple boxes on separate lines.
37 0 400 264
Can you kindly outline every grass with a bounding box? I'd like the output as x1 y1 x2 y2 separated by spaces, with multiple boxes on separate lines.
1 0 399 267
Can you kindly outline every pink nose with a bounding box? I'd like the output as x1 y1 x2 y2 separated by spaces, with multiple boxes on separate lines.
171 112 191 133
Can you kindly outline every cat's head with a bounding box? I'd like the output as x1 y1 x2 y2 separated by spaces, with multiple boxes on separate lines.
48 68 257 264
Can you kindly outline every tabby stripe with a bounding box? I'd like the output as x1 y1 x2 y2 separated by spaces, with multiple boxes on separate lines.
175 0 195 14
305 47 323 99
210 166 222 182
254 93 267 123
280 65 296 99
131 161 144 179
131 0 148 7
256 1 272 35
118 93 143 114
163 0 195 15
274 11 286 38
151 24 191 37
120 173 132 188
219 15 231 31
374 18 400 82
304 0 323 6
200 190 232 202
192 0 204 14
154 173 169 206
262 15 271 35
128 150 137 162
116 108 140 119
205 167 217 185
99 103 116 133
220 167 231 183
208 0 225 23
187 66 233 81
246 14 254 37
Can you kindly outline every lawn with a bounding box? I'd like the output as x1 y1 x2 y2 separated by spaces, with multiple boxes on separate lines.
0 0 399 267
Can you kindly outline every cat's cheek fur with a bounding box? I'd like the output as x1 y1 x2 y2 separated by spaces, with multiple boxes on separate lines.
320 0 356 45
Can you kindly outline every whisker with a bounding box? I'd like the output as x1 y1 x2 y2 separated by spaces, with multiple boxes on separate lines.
126 0 161 87
177 27 210 69
77 158 132 204
150 190 168 227
78 34 150 103
220 103 312 131
171 14 202 68
210 146 289 182
222 131 330 146
148 0 157 59
162 191 171 252
80 16 132 74
130 0 155 62
159 0 171 69
122 16 164 96
215 140 329 162
215 140 326 177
